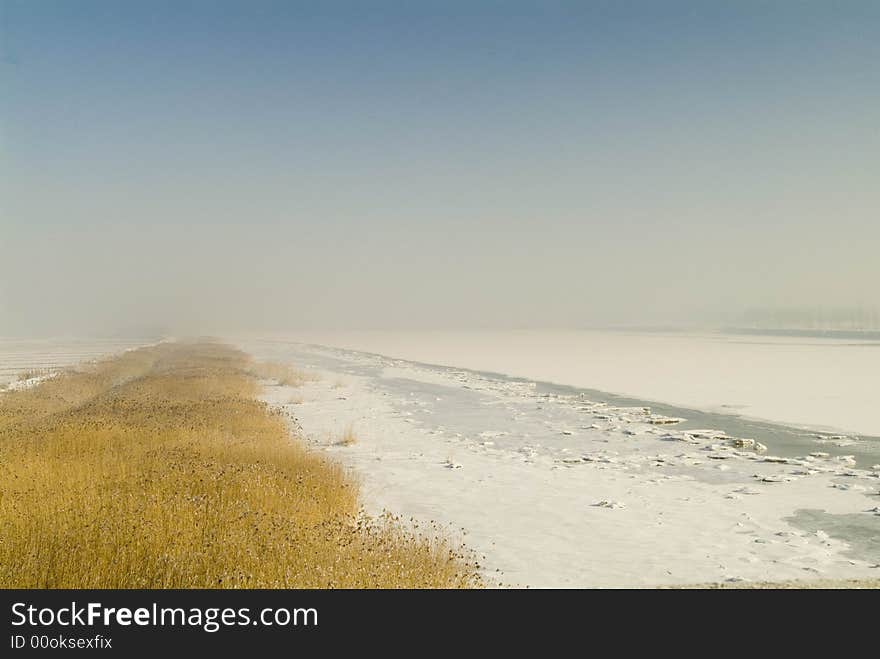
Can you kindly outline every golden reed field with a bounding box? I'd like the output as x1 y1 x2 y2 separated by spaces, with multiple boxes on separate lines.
0 341 481 588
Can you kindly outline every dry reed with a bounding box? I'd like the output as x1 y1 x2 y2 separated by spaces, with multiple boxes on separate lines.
334 424 357 447
0 341 480 588
249 361 319 387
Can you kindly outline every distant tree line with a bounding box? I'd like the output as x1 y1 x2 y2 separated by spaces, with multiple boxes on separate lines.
738 307 880 331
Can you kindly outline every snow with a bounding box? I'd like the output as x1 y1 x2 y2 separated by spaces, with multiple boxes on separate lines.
240 337 880 588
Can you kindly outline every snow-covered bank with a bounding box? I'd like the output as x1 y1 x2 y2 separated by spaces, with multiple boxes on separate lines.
242 330 880 437
243 340 880 588
0 337 154 390
4 371 59 391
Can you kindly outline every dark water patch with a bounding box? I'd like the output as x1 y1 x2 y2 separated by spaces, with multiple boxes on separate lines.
531 380 880 470
786 508 880 565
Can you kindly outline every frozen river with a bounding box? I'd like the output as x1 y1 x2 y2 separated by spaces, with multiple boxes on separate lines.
239 334 880 587
242 329 880 437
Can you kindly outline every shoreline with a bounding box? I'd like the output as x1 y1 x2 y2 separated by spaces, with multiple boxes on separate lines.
247 339 880 588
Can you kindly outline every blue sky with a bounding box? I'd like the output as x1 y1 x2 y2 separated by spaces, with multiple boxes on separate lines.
1 1 878 333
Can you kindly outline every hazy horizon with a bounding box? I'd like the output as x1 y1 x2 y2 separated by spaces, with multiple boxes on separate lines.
2 1 879 336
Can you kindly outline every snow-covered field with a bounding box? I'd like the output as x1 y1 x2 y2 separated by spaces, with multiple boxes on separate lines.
0 337 150 390
240 335 880 588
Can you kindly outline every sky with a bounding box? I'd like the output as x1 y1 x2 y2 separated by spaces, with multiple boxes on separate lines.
1 1 878 335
